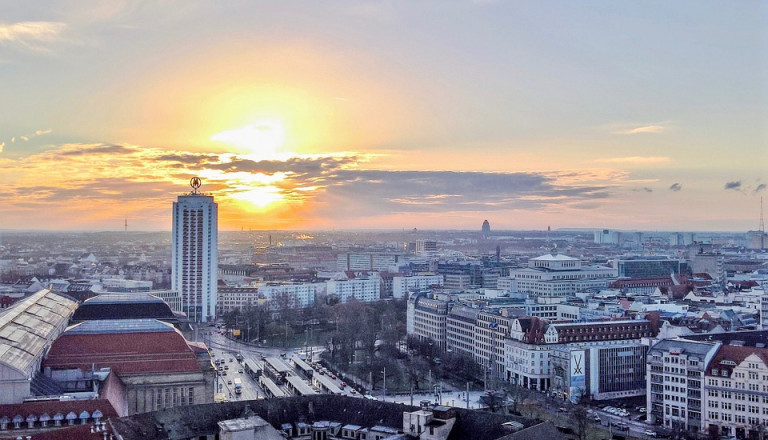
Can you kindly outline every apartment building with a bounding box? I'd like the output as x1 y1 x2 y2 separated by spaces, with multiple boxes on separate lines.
392 274 444 299
702 336 768 439
646 339 720 434
326 274 381 304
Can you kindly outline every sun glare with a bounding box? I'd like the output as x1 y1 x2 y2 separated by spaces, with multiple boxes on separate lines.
230 186 284 210
211 119 286 157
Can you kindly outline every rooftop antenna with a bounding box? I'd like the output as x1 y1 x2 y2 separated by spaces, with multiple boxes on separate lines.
761 197 766 249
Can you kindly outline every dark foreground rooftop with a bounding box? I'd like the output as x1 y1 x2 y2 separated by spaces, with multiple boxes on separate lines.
109 395 533 440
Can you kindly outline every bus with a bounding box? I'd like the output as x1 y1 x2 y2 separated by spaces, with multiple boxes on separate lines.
233 378 242 394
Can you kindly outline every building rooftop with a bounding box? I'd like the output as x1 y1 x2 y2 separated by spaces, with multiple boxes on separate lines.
42 320 200 375
71 294 178 324
0 289 77 376
530 254 579 261
64 319 175 335
109 395 531 440
682 330 768 347
649 338 720 358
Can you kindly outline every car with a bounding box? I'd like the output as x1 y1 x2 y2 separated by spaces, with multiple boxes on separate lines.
349 389 357 395
224 365 229 370
340 382 347 388
593 415 601 422
229 358 233 362
331 374 337 380
227 380 232 385
645 430 657 437
639 407 647 413
222 371 227 376
238 369 243 373
558 407 568 412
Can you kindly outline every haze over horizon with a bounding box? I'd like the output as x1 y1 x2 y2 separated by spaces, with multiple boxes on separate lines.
0 1 765 232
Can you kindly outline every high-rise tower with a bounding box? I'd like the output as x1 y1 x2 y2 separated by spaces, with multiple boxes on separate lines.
172 177 218 323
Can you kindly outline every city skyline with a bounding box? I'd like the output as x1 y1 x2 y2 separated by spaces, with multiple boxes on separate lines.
0 1 765 232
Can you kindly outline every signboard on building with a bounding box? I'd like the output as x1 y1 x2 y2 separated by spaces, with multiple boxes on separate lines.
569 350 585 403
232 329 241 337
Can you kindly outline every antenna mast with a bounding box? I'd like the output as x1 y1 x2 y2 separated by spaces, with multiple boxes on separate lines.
761 197 765 250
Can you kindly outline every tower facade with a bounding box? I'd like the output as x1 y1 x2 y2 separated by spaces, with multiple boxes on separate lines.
172 178 218 323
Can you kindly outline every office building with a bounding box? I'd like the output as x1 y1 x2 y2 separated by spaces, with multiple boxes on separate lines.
508 253 617 297
172 178 218 323
612 256 689 278
551 341 649 402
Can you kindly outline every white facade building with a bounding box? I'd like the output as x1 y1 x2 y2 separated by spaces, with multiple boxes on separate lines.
260 283 319 309
172 188 218 323
392 274 444 299
509 253 617 297
336 253 406 272
326 275 381 304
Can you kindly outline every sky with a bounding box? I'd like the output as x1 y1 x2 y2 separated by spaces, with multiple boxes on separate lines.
0 1 766 232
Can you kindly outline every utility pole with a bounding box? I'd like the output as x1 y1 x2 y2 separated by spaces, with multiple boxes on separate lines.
467 382 471 409
383 367 386 401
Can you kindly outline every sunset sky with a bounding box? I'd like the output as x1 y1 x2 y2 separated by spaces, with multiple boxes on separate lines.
0 1 765 232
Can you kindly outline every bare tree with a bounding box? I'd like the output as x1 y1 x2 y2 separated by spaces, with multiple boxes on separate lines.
571 405 589 440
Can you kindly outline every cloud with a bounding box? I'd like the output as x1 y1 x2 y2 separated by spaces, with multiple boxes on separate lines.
598 156 670 164
612 125 665 135
0 142 4 153
724 181 742 191
57 144 135 156
669 183 682 192
632 187 653 193
0 21 67 52
309 170 614 217
1 128 53 152
0 142 629 229
755 184 766 194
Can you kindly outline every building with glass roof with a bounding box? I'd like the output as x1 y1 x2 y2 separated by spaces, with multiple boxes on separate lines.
0 289 78 404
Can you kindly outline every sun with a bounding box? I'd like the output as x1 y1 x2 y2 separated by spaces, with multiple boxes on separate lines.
211 119 286 157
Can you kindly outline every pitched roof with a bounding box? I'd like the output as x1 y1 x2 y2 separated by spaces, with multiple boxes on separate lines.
706 343 768 372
